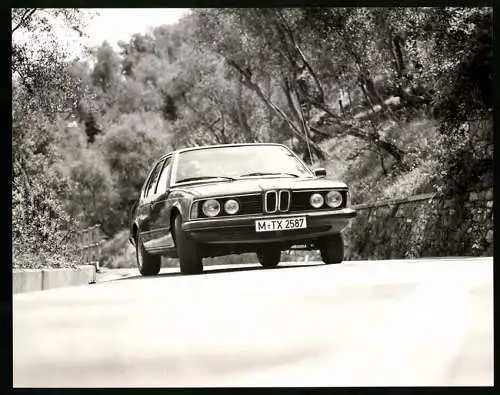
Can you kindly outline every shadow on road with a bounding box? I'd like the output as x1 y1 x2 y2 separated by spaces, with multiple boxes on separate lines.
111 262 321 282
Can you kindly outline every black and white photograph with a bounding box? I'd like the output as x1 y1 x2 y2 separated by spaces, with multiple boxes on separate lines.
12 7 493 387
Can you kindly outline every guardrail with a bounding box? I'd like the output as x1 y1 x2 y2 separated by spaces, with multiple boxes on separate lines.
351 184 493 210
78 224 107 272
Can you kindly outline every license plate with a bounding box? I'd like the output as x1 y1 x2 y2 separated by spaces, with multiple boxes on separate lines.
255 216 307 232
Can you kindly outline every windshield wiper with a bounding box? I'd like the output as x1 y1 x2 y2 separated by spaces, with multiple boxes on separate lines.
176 176 236 183
239 172 300 178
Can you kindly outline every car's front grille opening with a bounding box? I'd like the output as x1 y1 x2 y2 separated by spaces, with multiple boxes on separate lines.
238 195 263 215
265 191 278 213
290 191 347 212
279 190 290 212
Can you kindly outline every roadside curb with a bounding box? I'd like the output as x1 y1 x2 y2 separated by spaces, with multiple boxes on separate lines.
13 266 97 294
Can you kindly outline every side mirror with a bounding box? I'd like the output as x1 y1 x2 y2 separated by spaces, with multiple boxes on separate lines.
313 168 327 177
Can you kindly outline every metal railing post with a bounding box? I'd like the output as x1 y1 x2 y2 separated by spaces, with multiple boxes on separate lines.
78 224 105 273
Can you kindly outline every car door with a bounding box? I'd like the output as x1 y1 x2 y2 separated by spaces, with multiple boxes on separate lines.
141 156 175 251
137 159 165 247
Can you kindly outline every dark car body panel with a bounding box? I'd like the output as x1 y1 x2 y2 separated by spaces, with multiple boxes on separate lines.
129 143 356 258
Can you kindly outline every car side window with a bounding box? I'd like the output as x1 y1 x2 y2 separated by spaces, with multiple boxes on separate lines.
155 157 172 195
144 160 164 198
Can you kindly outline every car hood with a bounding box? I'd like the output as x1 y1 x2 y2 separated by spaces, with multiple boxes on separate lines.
174 177 348 198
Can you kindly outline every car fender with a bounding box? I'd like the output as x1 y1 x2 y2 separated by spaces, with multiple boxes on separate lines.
129 220 141 247
170 199 187 222
168 190 195 221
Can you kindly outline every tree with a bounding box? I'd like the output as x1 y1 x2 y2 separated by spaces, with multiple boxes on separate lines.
12 8 96 266
96 112 172 233
428 8 493 192
193 8 410 164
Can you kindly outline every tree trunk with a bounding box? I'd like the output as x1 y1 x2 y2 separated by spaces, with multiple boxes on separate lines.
393 34 406 76
338 28 399 123
281 76 302 125
266 74 274 141
226 59 327 160
309 121 405 164
183 95 228 144
363 74 399 122
236 79 255 141
380 153 388 176
347 87 353 111
374 138 405 163
359 81 377 114
12 9 37 34
291 79 314 165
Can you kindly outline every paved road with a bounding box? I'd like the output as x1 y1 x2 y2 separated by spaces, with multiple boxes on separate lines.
13 257 493 387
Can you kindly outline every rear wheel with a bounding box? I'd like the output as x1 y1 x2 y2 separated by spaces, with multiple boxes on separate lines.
319 234 344 264
136 234 161 276
257 247 281 268
174 215 203 275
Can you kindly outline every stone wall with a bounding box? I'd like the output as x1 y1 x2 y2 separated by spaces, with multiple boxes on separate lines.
343 185 493 260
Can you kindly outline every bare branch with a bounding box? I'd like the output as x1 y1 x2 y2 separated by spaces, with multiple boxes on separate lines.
182 95 227 144
12 8 37 34
14 69 34 95
227 58 328 158
281 76 302 124
275 11 326 102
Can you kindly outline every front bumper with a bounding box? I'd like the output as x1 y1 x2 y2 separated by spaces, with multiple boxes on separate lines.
183 208 356 244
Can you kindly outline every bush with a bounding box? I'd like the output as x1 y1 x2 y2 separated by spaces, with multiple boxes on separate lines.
12 159 82 269
12 114 82 269
65 148 119 234
381 158 439 199
322 118 443 205
12 42 87 269
99 230 136 269
431 10 493 194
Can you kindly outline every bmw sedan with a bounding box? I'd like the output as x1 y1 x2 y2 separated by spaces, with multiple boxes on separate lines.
129 143 356 275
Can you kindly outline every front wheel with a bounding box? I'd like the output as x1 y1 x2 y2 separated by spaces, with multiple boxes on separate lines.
136 234 161 276
174 215 203 275
319 234 344 264
257 248 281 268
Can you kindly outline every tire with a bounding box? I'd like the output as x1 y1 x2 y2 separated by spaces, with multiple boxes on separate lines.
319 233 344 264
174 215 203 275
257 247 281 268
136 234 161 276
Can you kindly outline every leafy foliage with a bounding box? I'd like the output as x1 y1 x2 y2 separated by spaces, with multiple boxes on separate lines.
12 9 96 267
96 112 172 232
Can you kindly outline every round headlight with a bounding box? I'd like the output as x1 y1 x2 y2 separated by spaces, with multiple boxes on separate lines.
325 190 343 208
309 193 324 208
202 199 220 217
224 199 240 215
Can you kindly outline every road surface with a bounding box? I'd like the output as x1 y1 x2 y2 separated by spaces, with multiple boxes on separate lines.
13 257 493 387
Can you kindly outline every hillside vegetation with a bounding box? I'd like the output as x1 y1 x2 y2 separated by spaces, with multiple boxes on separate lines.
12 8 493 268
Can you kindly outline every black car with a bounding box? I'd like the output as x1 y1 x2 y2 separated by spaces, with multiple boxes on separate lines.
129 143 356 275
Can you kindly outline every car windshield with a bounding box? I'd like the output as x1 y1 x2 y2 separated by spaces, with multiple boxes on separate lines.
174 145 312 183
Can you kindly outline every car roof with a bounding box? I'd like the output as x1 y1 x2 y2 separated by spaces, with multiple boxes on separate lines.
158 143 289 161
